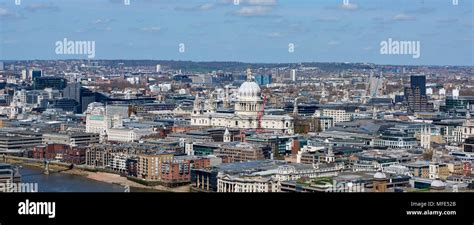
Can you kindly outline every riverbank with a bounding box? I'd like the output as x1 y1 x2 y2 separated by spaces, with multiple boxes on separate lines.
4 156 190 192
63 169 191 192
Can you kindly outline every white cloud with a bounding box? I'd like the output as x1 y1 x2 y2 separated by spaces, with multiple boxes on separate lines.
340 3 358 11
176 3 215 11
198 4 214 10
220 0 277 6
315 16 340 22
92 19 113 25
267 32 282 38
236 6 272 17
25 3 59 12
393 13 415 21
246 0 277 6
0 7 16 17
140 27 162 33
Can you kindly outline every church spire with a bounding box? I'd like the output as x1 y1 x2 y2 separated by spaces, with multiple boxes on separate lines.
293 97 298 116
327 144 334 157
224 127 231 143
205 92 216 113
467 103 471 120
193 93 201 115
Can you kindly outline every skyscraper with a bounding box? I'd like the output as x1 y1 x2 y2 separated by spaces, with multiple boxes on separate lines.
254 74 272 86
63 83 98 113
156 64 162 73
33 77 67 90
0 62 4 71
29 69 42 81
63 83 82 104
410 75 426 96
291 69 297 82
405 75 431 113
21 70 28 80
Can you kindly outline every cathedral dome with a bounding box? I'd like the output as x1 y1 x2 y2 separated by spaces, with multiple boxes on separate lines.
238 81 261 101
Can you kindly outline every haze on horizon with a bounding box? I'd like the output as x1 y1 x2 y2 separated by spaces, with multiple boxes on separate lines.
0 0 473 66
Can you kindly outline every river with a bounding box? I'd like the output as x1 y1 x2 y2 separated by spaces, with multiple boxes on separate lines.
19 167 126 192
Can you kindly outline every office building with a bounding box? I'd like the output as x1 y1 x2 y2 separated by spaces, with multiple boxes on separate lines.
21 69 28 80
315 109 352 124
29 69 42 80
107 128 151 143
47 99 78 112
464 137 474 152
291 69 297 82
63 83 98 113
43 132 100 146
445 96 474 111
405 75 431 113
63 82 81 104
0 133 43 155
410 75 426 96
254 74 272 86
213 142 271 163
33 77 67 90
156 64 162 73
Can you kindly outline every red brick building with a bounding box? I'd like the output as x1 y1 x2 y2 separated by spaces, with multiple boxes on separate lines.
33 144 69 160
463 162 472 176
63 147 87 164
160 156 210 186
33 144 86 164
171 125 194 134
291 139 300 155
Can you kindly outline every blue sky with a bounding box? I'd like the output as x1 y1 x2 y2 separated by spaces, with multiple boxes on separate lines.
0 0 473 65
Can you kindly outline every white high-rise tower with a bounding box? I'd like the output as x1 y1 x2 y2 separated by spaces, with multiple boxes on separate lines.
291 69 297 81
156 64 162 73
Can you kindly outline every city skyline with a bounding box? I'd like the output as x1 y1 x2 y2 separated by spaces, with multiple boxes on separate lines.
0 0 472 66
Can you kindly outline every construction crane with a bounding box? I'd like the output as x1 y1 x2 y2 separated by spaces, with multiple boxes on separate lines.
256 95 267 133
